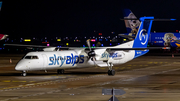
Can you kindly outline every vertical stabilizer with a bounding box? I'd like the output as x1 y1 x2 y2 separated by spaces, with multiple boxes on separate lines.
132 17 154 48
123 9 140 33
0 2 2 11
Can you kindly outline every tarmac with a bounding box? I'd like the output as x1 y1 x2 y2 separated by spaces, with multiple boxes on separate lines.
0 53 180 101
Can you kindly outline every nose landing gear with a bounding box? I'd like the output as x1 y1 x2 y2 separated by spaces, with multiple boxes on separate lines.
22 71 27 77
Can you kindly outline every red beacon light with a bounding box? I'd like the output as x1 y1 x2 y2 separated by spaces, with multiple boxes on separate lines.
99 33 102 35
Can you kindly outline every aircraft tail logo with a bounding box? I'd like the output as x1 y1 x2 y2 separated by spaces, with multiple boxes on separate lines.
139 29 148 45
133 17 154 48
123 9 140 33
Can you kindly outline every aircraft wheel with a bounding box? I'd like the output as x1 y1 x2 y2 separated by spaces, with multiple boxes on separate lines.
108 70 111 75
57 69 64 74
111 69 115 76
108 70 115 76
22 71 27 77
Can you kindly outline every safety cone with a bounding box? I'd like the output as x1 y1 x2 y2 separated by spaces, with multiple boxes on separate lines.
10 59 12 63
172 54 174 58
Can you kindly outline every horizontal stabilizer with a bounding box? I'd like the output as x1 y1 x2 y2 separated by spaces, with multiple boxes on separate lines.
106 47 170 50
120 18 138 20
121 18 176 21
118 34 135 38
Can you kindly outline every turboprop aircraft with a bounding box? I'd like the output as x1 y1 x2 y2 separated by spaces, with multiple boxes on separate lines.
14 17 173 76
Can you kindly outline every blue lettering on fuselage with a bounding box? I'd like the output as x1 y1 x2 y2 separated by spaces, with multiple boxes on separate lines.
48 54 84 67
101 53 118 58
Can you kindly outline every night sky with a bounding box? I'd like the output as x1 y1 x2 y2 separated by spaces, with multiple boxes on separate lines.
0 0 179 38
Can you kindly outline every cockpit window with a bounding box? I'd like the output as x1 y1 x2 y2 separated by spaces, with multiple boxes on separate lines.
24 56 39 59
32 56 38 59
25 56 31 59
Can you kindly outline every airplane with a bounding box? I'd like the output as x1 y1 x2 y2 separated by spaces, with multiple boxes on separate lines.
119 9 180 49
0 34 8 40
13 17 173 77
0 1 8 40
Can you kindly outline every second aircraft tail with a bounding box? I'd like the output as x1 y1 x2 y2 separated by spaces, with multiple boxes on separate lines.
123 9 140 34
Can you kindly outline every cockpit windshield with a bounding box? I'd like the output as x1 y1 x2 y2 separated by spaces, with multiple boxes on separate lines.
24 56 39 59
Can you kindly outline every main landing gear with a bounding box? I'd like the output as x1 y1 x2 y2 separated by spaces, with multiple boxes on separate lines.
107 63 115 76
57 69 64 74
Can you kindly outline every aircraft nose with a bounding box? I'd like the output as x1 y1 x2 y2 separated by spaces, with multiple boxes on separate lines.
15 60 25 71
15 64 22 71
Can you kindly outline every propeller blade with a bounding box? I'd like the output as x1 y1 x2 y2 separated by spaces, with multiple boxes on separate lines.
92 57 98 67
86 39 91 51
86 39 97 66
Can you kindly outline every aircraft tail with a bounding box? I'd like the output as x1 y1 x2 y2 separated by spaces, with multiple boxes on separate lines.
114 17 153 50
132 17 153 48
0 2 2 11
0 34 8 40
115 17 175 58
123 9 140 33
0 34 3 40
0 2 7 40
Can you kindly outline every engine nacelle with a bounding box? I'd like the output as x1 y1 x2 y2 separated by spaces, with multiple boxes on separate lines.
43 47 57 51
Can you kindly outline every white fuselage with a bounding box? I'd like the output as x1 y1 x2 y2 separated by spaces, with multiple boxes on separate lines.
15 49 136 71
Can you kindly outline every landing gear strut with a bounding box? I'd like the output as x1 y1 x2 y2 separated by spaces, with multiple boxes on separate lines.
57 69 64 74
22 71 27 77
107 63 115 76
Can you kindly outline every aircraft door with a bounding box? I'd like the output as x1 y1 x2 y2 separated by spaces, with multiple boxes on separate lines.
42 54 48 70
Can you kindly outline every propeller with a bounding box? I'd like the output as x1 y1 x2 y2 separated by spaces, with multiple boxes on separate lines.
86 39 97 66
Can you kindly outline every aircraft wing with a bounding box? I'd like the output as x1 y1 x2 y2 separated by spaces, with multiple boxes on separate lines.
4 44 51 47
4 44 99 51
4 44 170 51
4 44 79 51
4 44 77 49
45 46 170 51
